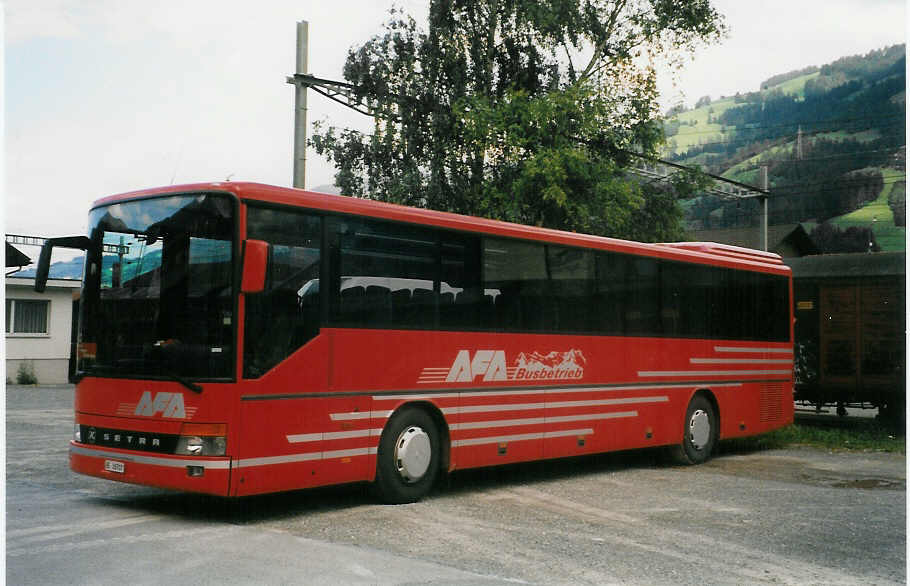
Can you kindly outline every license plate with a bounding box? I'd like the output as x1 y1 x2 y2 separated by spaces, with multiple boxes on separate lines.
104 460 125 474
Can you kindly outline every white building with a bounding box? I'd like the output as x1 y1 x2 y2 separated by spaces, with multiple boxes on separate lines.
6 276 81 384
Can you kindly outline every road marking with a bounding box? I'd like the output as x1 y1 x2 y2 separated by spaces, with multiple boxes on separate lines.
7 526 231 557
8 514 164 545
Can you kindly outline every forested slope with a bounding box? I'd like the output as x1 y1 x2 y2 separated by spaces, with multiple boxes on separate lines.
665 45 905 250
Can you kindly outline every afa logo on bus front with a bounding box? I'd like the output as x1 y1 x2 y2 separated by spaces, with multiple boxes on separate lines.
419 349 586 385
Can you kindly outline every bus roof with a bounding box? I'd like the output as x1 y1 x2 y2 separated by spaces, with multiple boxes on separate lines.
93 181 790 275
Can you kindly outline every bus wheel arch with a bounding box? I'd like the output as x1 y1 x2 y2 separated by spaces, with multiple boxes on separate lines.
373 402 448 504
670 389 719 465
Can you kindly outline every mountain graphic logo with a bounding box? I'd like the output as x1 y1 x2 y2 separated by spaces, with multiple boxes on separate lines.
514 349 585 380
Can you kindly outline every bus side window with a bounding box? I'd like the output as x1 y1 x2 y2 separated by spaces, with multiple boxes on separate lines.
548 245 595 333
328 216 439 329
440 233 482 330
594 252 626 335
625 257 660 336
483 237 547 332
243 207 322 378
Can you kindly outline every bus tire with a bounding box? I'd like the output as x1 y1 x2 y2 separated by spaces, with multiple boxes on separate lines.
374 407 440 504
670 394 717 465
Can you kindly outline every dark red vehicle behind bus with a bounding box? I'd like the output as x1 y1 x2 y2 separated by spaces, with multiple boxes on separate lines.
37 182 793 503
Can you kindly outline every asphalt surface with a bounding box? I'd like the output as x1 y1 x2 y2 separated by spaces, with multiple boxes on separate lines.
6 385 907 585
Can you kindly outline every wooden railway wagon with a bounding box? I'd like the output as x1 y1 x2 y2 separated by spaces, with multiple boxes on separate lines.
785 252 905 419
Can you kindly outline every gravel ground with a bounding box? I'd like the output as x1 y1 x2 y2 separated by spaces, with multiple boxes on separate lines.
7 385 906 585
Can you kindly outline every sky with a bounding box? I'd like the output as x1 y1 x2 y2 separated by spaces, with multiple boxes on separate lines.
3 0 906 259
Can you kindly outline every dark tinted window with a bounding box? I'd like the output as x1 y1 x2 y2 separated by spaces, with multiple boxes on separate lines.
548 246 596 332
590 252 788 341
440 233 485 329
625 257 661 336
484 238 549 331
593 252 626 335
244 207 321 378
328 216 438 328
318 214 790 342
661 261 715 338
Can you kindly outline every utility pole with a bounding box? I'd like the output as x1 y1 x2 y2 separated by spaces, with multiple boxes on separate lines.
759 165 769 251
291 21 309 189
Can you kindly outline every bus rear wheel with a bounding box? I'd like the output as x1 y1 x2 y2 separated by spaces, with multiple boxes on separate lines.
374 407 440 504
670 394 717 465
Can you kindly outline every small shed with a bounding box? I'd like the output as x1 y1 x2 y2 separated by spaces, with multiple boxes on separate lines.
784 252 905 417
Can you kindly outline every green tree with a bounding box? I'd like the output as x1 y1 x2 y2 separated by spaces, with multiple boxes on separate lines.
311 0 724 241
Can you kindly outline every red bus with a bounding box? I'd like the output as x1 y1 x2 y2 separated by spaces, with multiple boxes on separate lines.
36 182 793 503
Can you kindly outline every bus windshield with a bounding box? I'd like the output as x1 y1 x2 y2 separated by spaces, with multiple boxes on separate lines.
78 193 235 381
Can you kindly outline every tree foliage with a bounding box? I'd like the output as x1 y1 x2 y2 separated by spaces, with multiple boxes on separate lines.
311 0 724 241
810 222 880 254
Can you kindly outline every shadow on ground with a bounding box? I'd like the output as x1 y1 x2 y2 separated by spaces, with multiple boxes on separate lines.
89 446 681 525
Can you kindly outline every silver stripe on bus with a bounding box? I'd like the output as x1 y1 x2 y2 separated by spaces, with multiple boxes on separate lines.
714 346 793 354
286 429 384 443
442 396 668 416
690 358 793 364
70 444 232 469
638 370 792 377
329 410 393 421
235 447 376 469
450 411 637 431
451 428 594 448
372 382 742 402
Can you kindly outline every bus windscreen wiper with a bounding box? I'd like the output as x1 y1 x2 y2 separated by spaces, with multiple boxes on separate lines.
161 373 203 394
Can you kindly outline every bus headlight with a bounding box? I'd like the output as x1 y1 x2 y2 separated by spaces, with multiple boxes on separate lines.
175 423 227 456
74 423 81 442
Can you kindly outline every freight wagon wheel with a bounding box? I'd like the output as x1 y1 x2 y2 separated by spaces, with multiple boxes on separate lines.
670 394 717 465
374 407 440 504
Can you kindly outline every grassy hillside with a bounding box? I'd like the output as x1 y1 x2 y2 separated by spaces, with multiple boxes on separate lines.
773 71 820 97
664 44 905 251
665 97 736 153
831 168 906 251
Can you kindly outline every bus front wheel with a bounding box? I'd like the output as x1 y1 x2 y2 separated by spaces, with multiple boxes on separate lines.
374 407 440 504
670 394 717 465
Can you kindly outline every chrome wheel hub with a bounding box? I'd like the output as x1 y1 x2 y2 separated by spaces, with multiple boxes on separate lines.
394 425 431 483
689 409 711 451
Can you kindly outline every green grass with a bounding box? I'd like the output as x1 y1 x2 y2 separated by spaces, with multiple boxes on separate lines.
665 97 739 154
721 422 905 454
725 168 758 186
723 140 797 177
831 168 906 251
665 72 820 156
816 129 881 143
771 71 820 97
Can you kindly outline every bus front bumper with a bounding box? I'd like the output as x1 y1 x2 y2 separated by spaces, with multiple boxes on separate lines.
69 442 232 496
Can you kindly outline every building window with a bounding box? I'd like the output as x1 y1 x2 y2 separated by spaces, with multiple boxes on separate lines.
6 299 50 335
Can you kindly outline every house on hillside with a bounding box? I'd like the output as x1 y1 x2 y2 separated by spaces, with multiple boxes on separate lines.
6 276 80 384
687 224 819 258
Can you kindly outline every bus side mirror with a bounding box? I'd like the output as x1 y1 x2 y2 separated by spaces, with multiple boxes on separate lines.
35 236 91 293
241 239 269 294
